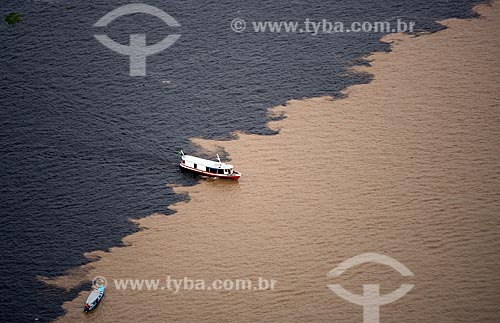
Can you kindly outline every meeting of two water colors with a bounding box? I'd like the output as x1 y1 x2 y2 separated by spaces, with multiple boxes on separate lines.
0 0 486 322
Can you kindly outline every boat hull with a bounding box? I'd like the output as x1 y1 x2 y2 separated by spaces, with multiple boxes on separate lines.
179 163 241 180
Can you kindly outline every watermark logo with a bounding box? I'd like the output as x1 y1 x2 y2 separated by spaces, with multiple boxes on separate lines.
230 18 247 33
93 4 181 76
327 253 414 323
92 276 107 288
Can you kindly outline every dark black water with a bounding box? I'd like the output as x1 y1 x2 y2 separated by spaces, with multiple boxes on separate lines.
0 0 485 322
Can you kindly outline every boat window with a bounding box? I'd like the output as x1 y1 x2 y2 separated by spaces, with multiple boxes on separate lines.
194 163 197 169
218 169 224 174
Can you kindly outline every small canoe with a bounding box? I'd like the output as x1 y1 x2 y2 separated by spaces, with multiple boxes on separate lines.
84 285 105 313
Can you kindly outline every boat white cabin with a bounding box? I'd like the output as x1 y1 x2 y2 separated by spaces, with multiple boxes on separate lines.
179 151 241 180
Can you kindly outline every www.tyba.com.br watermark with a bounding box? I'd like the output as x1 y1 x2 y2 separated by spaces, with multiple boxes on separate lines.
231 18 416 35
92 275 277 293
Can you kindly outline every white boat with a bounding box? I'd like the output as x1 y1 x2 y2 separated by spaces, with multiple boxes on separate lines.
179 150 241 180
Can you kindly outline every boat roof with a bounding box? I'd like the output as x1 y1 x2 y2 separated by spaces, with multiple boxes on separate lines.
86 289 101 304
183 155 234 169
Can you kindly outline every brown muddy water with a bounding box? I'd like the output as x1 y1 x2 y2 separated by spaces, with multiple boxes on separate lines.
50 2 500 322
